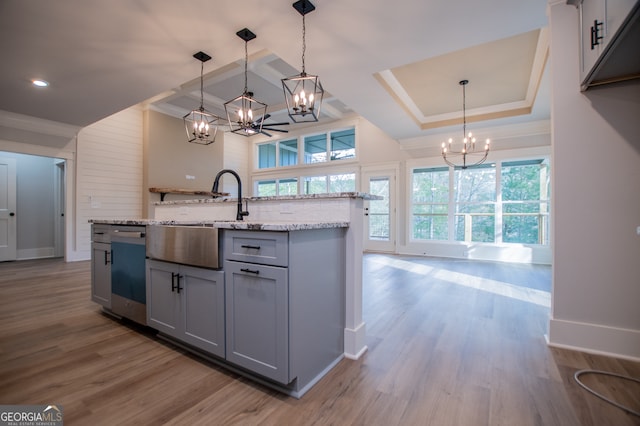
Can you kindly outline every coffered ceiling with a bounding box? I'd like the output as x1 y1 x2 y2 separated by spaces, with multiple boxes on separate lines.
0 0 550 146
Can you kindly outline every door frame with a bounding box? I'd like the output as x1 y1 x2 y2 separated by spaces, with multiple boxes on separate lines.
0 156 17 262
53 160 66 257
362 164 398 253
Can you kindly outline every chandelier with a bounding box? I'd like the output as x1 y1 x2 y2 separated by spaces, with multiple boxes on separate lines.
282 0 324 123
224 28 268 137
183 51 220 145
441 80 491 169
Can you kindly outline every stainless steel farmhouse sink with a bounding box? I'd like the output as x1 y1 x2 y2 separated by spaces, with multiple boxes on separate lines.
146 225 220 269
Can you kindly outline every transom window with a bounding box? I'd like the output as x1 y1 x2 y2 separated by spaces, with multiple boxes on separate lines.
257 127 355 170
256 178 299 197
255 172 356 196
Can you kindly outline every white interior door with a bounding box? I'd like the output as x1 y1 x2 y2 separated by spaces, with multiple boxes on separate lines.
0 157 17 262
362 167 396 253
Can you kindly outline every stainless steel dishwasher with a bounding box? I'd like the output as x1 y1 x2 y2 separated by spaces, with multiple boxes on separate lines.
110 225 147 325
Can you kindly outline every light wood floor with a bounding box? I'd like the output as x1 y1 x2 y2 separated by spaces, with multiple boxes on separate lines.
1 255 638 425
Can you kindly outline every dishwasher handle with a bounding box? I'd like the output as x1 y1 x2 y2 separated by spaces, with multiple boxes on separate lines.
112 230 145 238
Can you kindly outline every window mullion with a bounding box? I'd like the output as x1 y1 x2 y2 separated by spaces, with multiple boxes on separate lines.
448 166 455 241
495 163 502 244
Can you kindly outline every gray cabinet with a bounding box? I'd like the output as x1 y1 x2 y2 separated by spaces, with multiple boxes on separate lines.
223 229 346 396
91 241 111 308
224 259 289 384
91 224 112 308
146 259 225 357
144 226 347 397
579 0 640 89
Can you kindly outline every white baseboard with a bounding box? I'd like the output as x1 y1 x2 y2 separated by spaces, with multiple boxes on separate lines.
66 249 90 262
547 318 640 362
344 321 368 360
17 247 56 260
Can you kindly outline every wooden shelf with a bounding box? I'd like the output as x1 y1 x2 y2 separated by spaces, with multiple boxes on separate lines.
149 187 229 201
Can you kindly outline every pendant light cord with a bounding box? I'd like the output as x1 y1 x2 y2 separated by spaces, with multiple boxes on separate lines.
243 40 248 93
462 81 467 137
199 60 204 109
301 13 306 74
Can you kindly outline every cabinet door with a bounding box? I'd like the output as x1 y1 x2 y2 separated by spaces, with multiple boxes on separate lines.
581 0 607 81
606 0 638 42
224 260 290 384
180 265 226 358
91 242 111 308
146 260 180 337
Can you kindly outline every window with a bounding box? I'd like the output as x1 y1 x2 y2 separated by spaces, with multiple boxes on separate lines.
278 178 298 195
258 143 276 169
330 128 355 160
279 139 298 167
411 159 550 245
302 175 327 194
304 134 327 164
257 172 355 197
257 180 277 196
256 178 298 197
454 165 496 243
368 177 390 240
329 173 356 193
501 160 550 244
259 127 356 169
412 168 449 240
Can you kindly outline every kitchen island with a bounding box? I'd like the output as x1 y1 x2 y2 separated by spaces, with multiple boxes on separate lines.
91 219 348 397
91 192 375 397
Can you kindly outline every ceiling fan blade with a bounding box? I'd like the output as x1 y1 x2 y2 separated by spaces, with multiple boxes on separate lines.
253 113 271 124
262 127 289 133
260 129 273 137
262 122 290 127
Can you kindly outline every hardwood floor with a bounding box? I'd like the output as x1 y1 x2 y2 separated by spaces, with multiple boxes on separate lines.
1 255 638 425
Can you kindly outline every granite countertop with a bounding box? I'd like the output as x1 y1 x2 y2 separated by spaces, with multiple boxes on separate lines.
153 192 382 205
90 219 349 231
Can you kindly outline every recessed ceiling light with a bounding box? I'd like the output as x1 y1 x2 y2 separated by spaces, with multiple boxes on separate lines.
32 79 49 87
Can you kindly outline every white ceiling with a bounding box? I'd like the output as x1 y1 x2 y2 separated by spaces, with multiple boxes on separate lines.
0 0 550 145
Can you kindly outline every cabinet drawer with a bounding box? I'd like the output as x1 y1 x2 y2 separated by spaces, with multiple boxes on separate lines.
92 224 111 243
223 230 288 267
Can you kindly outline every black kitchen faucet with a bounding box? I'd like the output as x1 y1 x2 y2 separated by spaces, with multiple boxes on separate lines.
212 169 249 221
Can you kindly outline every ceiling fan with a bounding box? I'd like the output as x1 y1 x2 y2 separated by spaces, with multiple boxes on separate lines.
250 114 290 137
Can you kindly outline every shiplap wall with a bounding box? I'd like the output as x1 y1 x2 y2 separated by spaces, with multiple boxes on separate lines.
75 107 143 256
222 132 250 195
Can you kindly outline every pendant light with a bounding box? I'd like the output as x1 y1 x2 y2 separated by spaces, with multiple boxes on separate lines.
224 28 268 137
441 80 491 169
282 0 324 123
183 51 220 145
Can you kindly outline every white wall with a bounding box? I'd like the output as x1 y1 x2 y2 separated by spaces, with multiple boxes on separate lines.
547 0 640 360
221 131 251 197
75 107 144 259
144 110 225 214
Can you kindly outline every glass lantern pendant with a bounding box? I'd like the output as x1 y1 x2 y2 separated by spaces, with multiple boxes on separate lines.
282 0 324 123
224 28 268 137
183 51 220 145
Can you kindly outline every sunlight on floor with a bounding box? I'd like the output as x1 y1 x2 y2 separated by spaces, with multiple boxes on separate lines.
433 269 551 308
369 256 551 308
